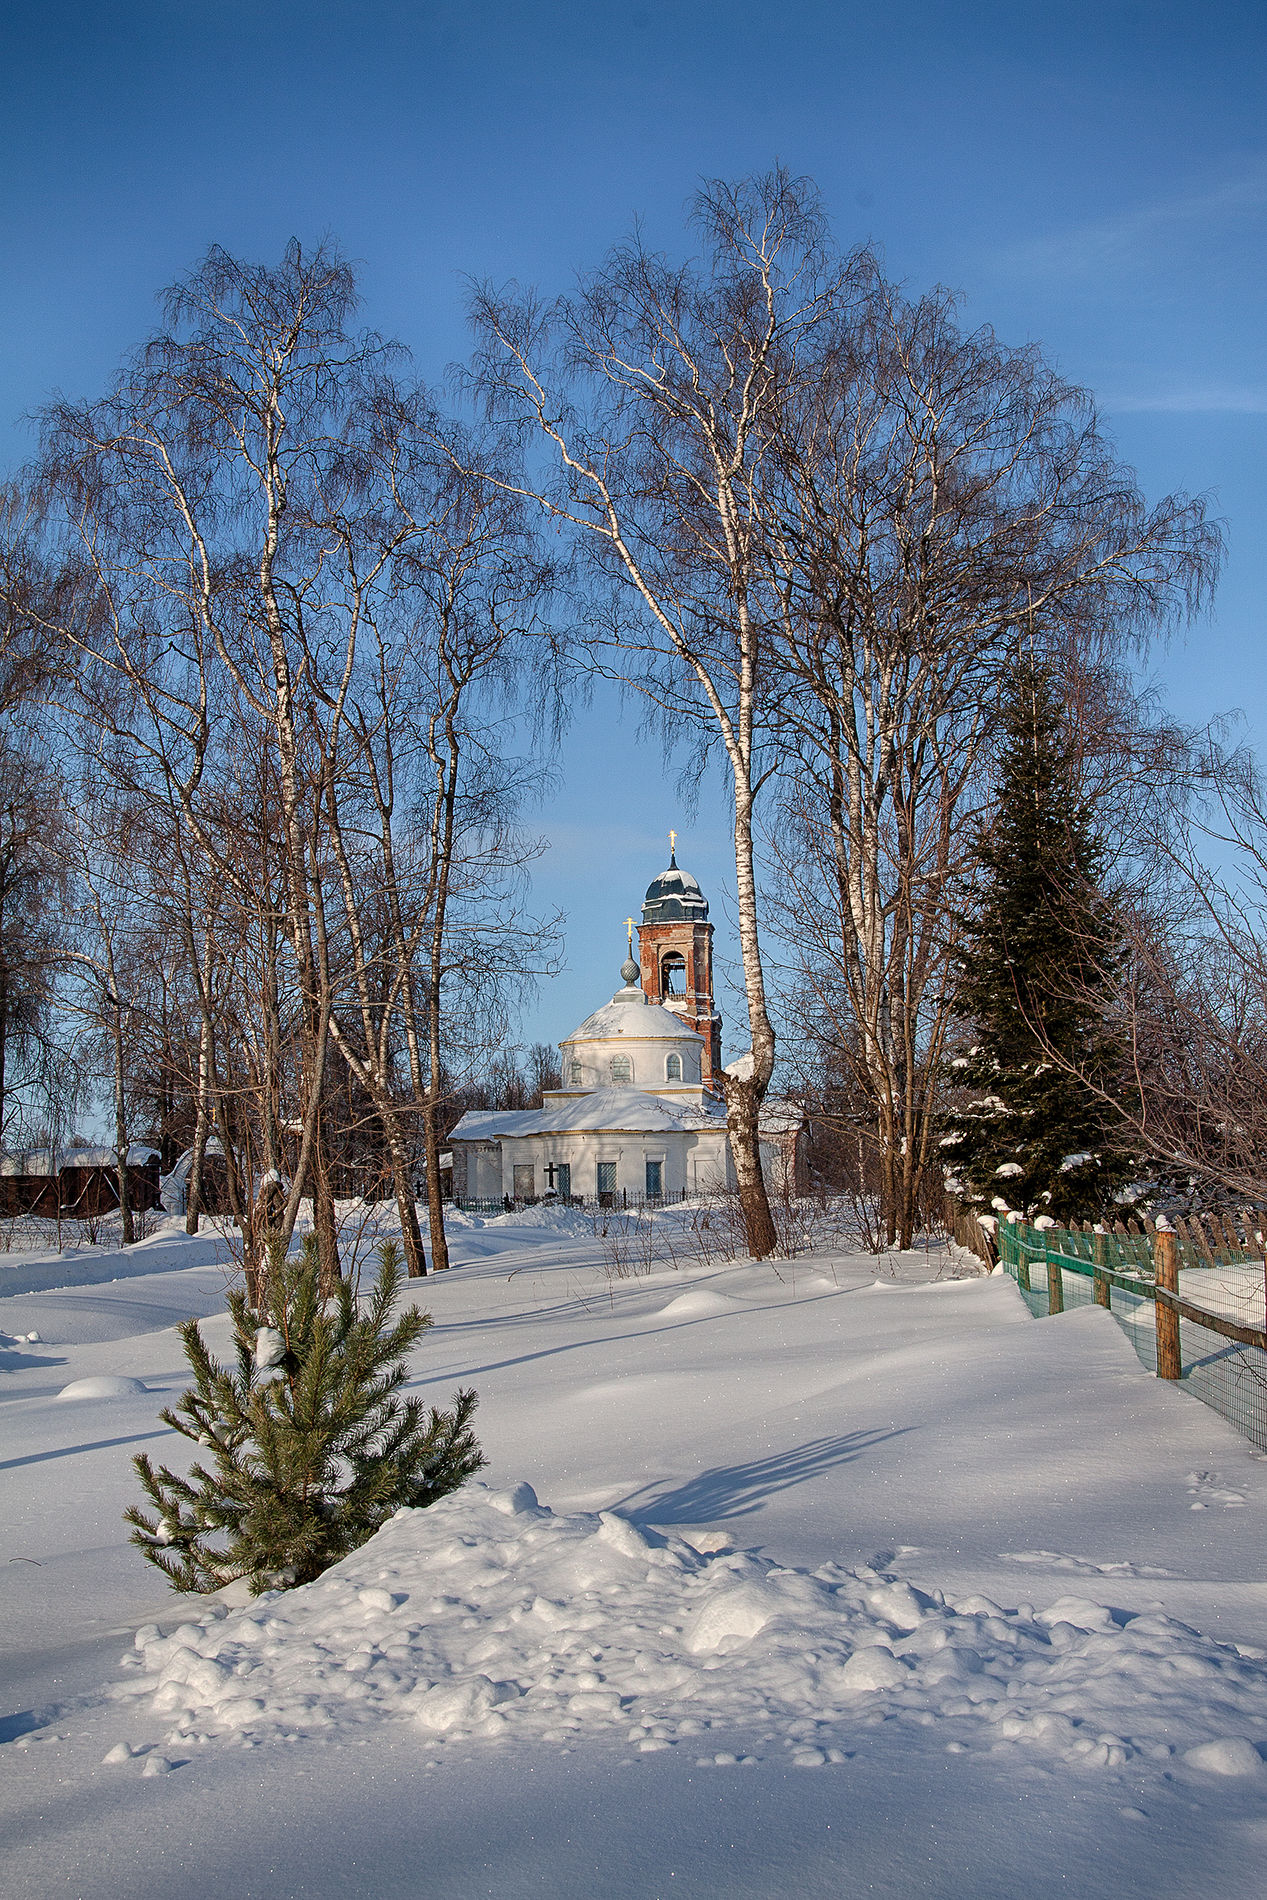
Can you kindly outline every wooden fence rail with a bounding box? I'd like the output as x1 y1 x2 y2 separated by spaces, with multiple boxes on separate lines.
990 1211 1267 1452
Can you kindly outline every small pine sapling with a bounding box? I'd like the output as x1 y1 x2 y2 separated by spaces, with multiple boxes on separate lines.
126 1237 486 1594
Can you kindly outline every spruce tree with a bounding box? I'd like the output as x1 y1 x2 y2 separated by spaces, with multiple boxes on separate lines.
942 659 1129 1224
126 1238 486 1594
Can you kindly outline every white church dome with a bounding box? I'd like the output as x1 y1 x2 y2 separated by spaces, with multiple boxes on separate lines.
565 986 702 1047
560 975 703 1093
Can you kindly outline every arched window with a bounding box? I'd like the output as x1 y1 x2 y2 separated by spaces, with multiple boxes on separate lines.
569 1060 583 1086
665 1053 682 1082
610 1054 632 1084
661 952 687 996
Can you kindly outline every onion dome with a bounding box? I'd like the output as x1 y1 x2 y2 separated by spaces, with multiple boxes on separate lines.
642 850 709 923
620 954 641 987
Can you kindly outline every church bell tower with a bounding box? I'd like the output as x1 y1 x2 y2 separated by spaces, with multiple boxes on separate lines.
637 837 722 1092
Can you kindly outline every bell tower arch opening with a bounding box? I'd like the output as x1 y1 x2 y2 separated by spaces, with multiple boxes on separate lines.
660 950 687 997
637 836 722 1093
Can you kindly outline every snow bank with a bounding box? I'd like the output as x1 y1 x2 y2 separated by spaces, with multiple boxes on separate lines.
0 1222 230 1298
657 1288 737 1319
57 1374 149 1400
481 1203 596 1233
105 1482 1267 1780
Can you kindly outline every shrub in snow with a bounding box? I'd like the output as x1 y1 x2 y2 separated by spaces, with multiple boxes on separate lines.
125 1238 486 1595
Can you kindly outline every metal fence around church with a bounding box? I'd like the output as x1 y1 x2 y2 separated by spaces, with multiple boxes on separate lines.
453 1189 695 1217
990 1211 1267 1453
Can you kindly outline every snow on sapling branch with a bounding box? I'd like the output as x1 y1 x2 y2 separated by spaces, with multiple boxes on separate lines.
125 1237 486 1594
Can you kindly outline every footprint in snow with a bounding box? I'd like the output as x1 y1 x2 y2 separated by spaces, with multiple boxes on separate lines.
1000 1550 1176 1579
1186 1471 1248 1511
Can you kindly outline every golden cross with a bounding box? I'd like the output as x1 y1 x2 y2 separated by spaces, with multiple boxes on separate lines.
624 916 635 951
669 828 677 856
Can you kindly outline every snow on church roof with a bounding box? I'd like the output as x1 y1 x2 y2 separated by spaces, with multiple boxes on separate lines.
564 986 703 1046
450 1086 725 1143
642 852 709 922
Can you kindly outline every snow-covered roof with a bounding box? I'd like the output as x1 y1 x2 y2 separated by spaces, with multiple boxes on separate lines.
642 853 709 922
564 985 703 1047
162 1137 228 1185
450 1086 726 1142
0 1143 160 1176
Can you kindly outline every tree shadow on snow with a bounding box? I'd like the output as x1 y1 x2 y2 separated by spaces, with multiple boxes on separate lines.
0 1345 66 1374
0 1427 171 1473
612 1428 908 1526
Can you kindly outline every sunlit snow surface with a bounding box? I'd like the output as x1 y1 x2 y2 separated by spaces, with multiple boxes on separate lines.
105 1481 1267 1781
6 1207 1267 1898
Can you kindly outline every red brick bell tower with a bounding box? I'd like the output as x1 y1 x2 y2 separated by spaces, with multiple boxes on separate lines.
637 837 723 1093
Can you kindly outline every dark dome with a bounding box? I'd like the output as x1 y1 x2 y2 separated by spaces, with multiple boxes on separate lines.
642 854 709 923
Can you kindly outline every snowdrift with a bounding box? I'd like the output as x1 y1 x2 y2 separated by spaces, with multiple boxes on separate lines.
101 1481 1267 1782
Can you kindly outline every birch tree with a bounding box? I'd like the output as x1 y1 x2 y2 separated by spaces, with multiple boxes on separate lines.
470 169 861 1258
37 241 411 1283
322 422 557 1273
762 272 1219 1246
37 241 557 1292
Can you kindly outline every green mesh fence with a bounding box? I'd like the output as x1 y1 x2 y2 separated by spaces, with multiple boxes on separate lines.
997 1219 1267 1452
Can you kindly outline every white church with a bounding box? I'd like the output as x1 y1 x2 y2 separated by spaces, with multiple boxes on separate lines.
448 845 805 1207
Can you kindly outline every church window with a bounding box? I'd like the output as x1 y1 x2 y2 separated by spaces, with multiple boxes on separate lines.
569 1060 583 1085
597 1160 617 1206
610 1054 632 1084
645 1159 663 1200
665 1053 682 1082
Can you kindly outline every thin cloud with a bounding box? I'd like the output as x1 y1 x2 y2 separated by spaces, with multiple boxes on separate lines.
1105 384 1267 415
1004 163 1267 278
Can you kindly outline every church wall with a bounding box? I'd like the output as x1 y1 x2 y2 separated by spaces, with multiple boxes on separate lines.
449 1140 503 1201
560 1033 703 1092
497 1132 677 1202
682 1128 734 1195
758 1126 810 1197
451 1123 737 1202
486 1128 733 1202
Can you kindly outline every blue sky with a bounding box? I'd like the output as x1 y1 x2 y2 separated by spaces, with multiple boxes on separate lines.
3 0 1264 1055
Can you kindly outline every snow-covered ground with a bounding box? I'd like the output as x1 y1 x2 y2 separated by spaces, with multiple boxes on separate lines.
4 1208 1267 1898
1177 1260 1267 1330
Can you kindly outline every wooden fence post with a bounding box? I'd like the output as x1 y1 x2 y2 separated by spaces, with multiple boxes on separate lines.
1093 1227 1111 1309
1046 1235 1064 1316
1154 1226 1181 1380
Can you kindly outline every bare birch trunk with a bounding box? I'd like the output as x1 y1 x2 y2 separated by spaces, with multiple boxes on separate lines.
718 780 778 1258
383 1103 428 1277
184 1013 211 1235
422 1006 450 1273
111 995 134 1246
